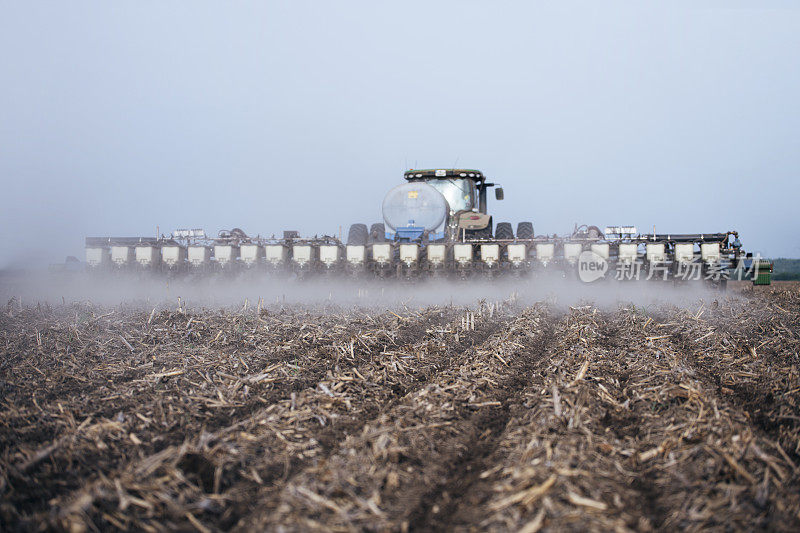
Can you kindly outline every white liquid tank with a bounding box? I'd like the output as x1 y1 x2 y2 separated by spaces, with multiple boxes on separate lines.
382 182 447 232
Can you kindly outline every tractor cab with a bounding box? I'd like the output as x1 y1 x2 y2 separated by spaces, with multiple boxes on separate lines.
403 169 503 215
403 169 503 238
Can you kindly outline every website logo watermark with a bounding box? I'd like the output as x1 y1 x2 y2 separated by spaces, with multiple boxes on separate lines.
578 251 607 283
576 250 765 282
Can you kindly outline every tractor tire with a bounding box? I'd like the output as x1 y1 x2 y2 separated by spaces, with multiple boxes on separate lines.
347 223 368 246
517 222 534 239
369 223 386 244
468 219 493 240
495 222 514 240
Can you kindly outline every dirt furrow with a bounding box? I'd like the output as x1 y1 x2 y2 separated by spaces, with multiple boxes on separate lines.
2 306 396 527
5 304 508 532
247 304 552 531
651 299 800 455
448 306 649 532
409 310 558 531
0 306 428 527
449 302 800 531
621 303 800 530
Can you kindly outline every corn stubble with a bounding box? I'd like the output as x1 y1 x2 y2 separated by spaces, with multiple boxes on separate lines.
1 284 799 532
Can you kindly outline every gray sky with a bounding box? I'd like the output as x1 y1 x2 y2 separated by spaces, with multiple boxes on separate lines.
1 1 798 267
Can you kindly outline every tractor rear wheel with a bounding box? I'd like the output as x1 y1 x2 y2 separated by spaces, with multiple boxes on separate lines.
347 223 368 245
369 223 386 243
495 222 514 240
517 222 534 239
466 217 493 240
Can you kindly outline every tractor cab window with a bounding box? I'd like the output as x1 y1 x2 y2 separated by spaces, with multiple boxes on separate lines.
426 178 475 212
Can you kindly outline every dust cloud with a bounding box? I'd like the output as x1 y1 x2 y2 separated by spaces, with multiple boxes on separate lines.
0 270 734 312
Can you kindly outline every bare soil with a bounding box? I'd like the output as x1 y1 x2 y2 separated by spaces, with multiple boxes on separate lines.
1 284 799 532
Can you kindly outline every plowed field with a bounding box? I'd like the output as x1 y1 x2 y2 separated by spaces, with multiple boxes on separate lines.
1 284 799 531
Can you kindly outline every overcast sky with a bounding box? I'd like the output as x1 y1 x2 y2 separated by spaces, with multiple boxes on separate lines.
1 1 798 267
